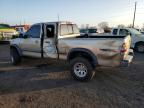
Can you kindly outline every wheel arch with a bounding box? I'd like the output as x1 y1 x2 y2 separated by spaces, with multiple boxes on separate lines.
10 45 22 56
67 48 98 68
135 41 144 47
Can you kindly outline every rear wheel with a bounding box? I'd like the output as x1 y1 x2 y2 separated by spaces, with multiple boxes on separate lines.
135 43 144 53
70 57 95 81
10 48 21 65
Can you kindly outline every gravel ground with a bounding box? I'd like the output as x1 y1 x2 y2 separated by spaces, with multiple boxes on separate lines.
0 44 144 108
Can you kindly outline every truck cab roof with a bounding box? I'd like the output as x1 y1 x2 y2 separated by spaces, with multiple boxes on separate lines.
34 21 76 25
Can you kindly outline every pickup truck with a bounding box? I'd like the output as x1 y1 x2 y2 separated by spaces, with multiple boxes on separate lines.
111 28 144 53
0 24 18 41
10 21 133 81
80 28 98 37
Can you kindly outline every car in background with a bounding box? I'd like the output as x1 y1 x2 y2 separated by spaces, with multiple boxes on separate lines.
11 25 30 34
141 31 144 35
15 27 25 34
80 28 98 37
111 28 144 53
0 24 18 41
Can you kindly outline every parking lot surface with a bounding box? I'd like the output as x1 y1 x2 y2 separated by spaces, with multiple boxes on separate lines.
0 44 144 108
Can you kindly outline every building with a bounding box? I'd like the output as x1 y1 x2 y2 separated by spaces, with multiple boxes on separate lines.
11 24 30 33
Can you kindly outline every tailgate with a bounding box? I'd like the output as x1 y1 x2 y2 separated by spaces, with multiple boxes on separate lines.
121 35 134 67
122 35 131 57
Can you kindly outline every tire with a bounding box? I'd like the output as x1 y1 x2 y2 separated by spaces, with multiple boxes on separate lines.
135 43 144 53
10 48 21 65
84 34 88 38
70 57 95 81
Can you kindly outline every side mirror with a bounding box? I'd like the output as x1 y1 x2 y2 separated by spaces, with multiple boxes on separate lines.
19 33 24 38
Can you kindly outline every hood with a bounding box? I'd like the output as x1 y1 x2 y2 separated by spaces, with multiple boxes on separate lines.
0 28 16 33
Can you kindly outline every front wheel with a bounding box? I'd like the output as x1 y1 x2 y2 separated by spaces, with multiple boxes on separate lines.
135 43 144 53
10 48 21 65
70 57 95 81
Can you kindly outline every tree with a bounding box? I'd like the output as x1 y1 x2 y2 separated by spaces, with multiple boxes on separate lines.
98 22 111 33
127 24 133 28
81 24 85 29
86 24 89 29
98 22 109 29
118 24 125 28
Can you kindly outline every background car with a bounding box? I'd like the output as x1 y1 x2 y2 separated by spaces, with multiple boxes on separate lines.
80 28 98 36
0 24 18 41
141 31 144 35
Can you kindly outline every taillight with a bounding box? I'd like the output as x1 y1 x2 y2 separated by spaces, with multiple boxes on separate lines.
121 43 127 53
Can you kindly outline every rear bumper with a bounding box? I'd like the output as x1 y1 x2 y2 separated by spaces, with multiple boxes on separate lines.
120 49 134 67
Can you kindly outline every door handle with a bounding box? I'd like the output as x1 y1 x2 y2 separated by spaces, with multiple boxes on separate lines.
35 40 39 43
45 41 50 44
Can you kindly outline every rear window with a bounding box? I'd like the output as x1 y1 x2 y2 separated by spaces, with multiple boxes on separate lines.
60 24 69 35
68 25 73 34
73 24 79 34
60 24 79 36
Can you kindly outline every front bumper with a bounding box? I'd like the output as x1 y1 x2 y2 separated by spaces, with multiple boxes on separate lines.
120 49 134 67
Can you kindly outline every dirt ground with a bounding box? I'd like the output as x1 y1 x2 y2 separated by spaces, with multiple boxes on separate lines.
0 44 144 108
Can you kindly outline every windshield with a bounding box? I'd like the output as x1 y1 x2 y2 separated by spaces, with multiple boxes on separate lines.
128 28 142 35
0 24 11 29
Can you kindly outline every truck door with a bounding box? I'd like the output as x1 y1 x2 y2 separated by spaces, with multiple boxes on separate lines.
43 24 58 58
20 24 42 57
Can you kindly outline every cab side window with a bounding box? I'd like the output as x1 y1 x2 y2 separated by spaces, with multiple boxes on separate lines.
26 25 41 38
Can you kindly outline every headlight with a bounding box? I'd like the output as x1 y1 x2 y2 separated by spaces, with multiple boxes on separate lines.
14 31 18 35
0 32 2 36
0 32 2 38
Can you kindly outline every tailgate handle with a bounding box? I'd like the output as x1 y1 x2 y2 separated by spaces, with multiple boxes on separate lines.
45 41 50 44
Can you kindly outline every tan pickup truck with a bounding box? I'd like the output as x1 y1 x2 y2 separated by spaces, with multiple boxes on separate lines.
10 21 133 81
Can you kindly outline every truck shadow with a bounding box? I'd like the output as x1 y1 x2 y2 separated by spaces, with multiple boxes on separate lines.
0 60 77 95
0 52 143 99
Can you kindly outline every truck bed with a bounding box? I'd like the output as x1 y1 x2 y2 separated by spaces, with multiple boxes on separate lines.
58 35 131 67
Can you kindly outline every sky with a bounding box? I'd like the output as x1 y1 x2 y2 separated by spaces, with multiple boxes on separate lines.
0 0 144 27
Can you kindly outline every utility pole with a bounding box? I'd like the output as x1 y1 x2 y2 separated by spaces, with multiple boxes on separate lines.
133 2 137 28
57 14 60 22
